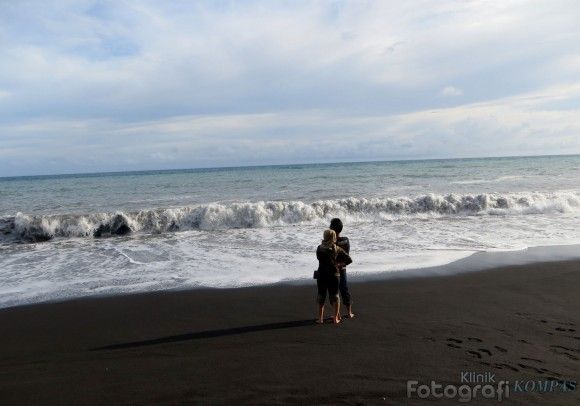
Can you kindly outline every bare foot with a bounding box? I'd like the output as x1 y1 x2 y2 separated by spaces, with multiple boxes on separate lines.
348 312 355 318
315 319 324 324
333 317 341 324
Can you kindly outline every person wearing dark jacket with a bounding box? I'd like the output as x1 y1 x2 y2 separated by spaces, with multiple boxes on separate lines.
316 229 352 324
330 218 354 319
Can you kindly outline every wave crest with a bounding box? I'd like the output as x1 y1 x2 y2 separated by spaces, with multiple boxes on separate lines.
2 191 578 243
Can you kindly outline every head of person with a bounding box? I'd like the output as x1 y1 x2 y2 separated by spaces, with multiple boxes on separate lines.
329 218 343 236
321 229 336 248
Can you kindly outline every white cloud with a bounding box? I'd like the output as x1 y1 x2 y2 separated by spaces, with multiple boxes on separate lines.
440 86 463 97
2 81 579 174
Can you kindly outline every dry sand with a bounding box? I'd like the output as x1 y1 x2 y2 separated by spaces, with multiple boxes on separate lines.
0 260 578 404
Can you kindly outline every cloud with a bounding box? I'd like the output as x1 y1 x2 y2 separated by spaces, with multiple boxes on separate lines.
2 82 579 175
0 0 580 176
440 86 463 97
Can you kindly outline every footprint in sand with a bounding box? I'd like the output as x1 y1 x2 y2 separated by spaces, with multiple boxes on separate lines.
521 357 544 364
467 337 483 342
467 350 482 359
447 338 463 344
541 368 562 376
494 345 507 353
553 351 579 361
537 318 576 334
550 345 579 361
494 363 519 372
478 348 492 356
551 345 579 353
518 364 547 374
447 343 461 349
553 323 575 333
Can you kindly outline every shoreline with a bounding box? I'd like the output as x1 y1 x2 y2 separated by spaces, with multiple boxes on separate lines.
3 243 580 310
352 242 580 282
0 258 578 404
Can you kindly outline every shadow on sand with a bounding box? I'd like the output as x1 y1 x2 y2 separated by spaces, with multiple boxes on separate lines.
91 319 316 351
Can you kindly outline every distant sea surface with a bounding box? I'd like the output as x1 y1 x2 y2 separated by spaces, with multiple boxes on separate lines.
1 155 580 308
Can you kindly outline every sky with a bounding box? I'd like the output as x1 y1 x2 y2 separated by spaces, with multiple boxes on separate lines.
1 0 580 176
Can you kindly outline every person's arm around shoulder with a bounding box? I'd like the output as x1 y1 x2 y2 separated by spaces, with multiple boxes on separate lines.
336 246 352 266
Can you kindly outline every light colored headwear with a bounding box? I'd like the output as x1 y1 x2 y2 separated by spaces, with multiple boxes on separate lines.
321 229 337 249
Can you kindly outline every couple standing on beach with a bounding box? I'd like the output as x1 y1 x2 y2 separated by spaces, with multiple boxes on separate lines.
315 218 354 324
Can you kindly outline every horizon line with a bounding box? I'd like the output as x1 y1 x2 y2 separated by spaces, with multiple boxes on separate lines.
1 152 579 180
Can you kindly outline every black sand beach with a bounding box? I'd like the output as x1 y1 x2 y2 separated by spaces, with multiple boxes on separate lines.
0 259 578 405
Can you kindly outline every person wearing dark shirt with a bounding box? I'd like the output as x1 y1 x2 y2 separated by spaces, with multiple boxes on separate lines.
330 218 354 319
316 229 352 324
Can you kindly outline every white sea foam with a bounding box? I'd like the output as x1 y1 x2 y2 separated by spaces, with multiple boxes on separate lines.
2 211 580 309
3 191 579 243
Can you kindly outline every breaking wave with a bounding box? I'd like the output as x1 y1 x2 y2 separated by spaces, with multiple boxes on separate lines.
1 191 579 243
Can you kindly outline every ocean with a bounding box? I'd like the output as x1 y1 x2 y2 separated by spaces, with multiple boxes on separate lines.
1 155 579 308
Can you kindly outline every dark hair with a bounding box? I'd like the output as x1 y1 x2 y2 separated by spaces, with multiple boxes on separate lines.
329 218 343 234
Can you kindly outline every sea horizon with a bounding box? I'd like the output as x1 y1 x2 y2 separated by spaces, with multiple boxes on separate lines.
2 152 579 180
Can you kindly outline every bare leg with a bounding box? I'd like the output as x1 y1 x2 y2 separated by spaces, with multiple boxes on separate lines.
316 303 324 324
347 304 355 318
333 300 341 324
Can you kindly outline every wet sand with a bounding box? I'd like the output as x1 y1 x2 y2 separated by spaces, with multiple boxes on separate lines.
0 260 578 405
